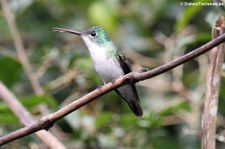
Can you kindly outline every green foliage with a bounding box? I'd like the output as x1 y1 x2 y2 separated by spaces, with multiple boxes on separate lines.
19 94 57 110
95 112 113 130
175 0 211 31
88 1 117 33
0 113 19 125
0 56 22 87
0 95 57 125
159 102 191 116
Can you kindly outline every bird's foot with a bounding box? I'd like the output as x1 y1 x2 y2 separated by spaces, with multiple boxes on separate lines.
111 79 117 85
97 85 103 92
124 75 134 84
137 68 148 73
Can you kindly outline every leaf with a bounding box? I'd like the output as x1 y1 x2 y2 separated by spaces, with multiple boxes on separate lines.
175 0 211 32
0 94 57 113
19 94 57 109
119 113 138 128
95 112 113 129
159 102 190 116
0 113 19 125
0 56 22 87
88 1 117 33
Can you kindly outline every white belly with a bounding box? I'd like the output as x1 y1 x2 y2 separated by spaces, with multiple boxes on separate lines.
82 38 124 84
94 57 124 84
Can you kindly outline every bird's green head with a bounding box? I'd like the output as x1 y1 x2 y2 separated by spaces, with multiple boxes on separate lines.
53 26 110 47
81 26 110 47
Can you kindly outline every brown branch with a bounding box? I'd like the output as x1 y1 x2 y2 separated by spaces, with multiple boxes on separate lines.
0 31 225 145
201 16 225 149
0 0 43 95
0 82 66 149
0 0 68 148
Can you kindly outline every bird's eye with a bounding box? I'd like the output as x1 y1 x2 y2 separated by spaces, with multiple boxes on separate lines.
90 31 96 36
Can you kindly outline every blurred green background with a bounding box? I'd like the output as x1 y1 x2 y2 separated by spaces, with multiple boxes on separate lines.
0 0 225 148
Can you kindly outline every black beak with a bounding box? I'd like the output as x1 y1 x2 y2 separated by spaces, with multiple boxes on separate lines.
53 27 82 36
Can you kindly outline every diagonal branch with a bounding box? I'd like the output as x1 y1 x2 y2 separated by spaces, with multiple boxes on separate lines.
0 0 67 148
0 82 66 149
0 30 225 146
1 0 43 95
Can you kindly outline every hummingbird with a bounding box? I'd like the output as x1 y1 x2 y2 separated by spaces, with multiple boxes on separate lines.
53 26 143 117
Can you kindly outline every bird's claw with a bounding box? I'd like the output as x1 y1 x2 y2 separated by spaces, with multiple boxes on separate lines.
124 76 133 84
97 85 103 91
137 68 148 73
111 79 116 85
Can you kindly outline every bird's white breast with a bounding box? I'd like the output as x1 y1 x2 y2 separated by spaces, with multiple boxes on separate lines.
82 37 124 84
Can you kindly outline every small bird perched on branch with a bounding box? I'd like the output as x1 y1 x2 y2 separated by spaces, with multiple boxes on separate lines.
53 26 143 117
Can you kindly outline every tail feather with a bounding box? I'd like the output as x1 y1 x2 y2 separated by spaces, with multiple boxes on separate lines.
115 84 143 117
127 100 143 117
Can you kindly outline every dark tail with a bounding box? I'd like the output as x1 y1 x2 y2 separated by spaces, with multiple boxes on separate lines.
115 84 143 117
126 99 143 117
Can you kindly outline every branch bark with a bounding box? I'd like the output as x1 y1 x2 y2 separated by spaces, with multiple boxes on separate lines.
0 82 66 149
0 0 67 148
201 16 225 149
0 0 43 95
0 31 225 145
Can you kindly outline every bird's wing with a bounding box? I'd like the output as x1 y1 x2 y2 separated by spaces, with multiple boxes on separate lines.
116 51 132 74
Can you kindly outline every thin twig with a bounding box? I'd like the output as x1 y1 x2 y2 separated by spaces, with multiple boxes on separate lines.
0 82 66 149
0 0 43 95
201 16 225 149
46 69 78 92
0 0 67 148
0 32 225 145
